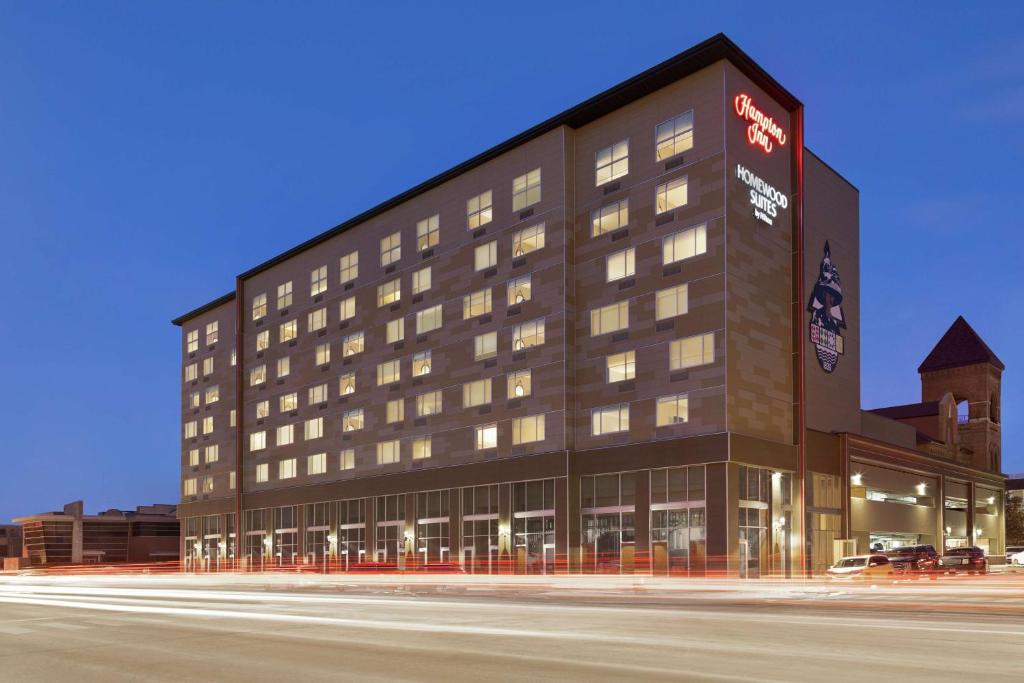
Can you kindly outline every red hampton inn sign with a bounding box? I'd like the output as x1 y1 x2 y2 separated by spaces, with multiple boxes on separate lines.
734 93 787 154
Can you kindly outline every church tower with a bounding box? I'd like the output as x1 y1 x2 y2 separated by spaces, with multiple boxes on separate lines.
918 316 1004 472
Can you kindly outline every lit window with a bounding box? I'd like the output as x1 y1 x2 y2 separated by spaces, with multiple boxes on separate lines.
250 431 266 452
202 357 214 376
656 284 688 320
203 476 214 493
339 296 356 321
592 403 629 435
590 301 629 336
512 318 545 350
308 307 327 332
416 390 442 417
606 247 635 282
315 343 330 366
309 383 328 405
279 319 297 343
339 372 356 395
279 458 297 480
206 321 219 345
230 349 236 366
255 463 268 483
377 440 400 465
670 332 715 370
656 176 688 214
184 363 197 382
252 293 267 320
467 190 493 229
662 224 707 265
279 392 298 413
205 385 219 404
276 424 294 446
202 416 213 435
256 330 269 352
655 110 694 161
506 274 532 305
304 417 324 440
342 408 364 432
277 281 293 310
606 350 636 383
381 231 401 266
463 288 492 319
595 140 629 186
229 410 235 427
474 331 497 361
377 359 400 385
386 318 405 344
377 278 401 307
656 393 689 426
386 398 404 424
186 329 198 353
412 266 431 295
188 391 200 409
249 365 266 386
205 444 219 463
340 449 355 470
512 168 541 211
183 478 197 496
475 423 497 450
343 331 364 356
507 369 532 398
308 452 327 476
188 448 199 466
512 414 545 445
256 400 269 420
417 214 439 251
229 471 236 489
340 251 358 284
310 265 327 297
591 199 628 236
512 223 545 256
277 356 290 378
474 240 497 271
416 304 443 334
413 350 431 376
463 379 492 408
412 436 431 460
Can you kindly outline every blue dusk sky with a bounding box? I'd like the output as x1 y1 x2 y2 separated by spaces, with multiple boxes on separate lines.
1 2 1021 522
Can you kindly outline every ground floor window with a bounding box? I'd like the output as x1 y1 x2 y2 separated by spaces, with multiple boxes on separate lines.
581 472 636 573
375 494 405 564
338 498 366 567
651 465 706 575
514 479 556 573
273 505 298 565
305 502 330 565
416 490 450 564
462 485 498 573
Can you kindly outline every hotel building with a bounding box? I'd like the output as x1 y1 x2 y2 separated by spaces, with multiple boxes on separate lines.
173 34 1005 576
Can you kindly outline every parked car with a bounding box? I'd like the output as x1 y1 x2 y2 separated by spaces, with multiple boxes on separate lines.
1006 547 1024 566
827 554 895 579
940 546 987 574
886 545 941 575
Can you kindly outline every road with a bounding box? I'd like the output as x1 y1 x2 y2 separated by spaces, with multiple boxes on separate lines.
1 572 1023 682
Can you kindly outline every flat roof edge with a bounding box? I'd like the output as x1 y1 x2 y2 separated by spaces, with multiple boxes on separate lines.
171 290 236 327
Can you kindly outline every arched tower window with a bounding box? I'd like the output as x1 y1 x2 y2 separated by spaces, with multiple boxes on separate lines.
956 399 969 424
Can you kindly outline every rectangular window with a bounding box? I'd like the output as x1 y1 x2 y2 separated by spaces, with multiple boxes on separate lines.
386 318 405 344
202 416 213 435
606 247 635 282
279 458 297 480
596 140 629 185
205 385 219 404
203 476 214 493
386 398 404 424
475 423 497 450
339 296 356 321
656 283 688 320
304 417 324 440
340 251 358 284
662 224 707 265
463 288 492 319
411 350 432 376
308 307 327 332
380 231 401 266
474 240 497 271
256 400 269 420
229 471 236 489
249 365 266 386
202 357 214 376
670 332 715 370
339 372 356 396
412 266 431 294
656 393 689 426
512 168 541 211
250 431 266 452
416 390 442 417
655 110 694 161
343 408 364 432
474 331 497 361
276 424 294 446
308 452 327 476
507 274 531 305
229 410 235 428
377 278 401 307
279 319 297 343
377 440 400 465
310 265 327 297
343 331 364 356
183 478 197 496
256 330 269 352
412 436 431 460
512 222 544 256
206 321 219 345
377 359 400 385
256 463 269 483
189 391 200 409
656 176 688 214
184 363 197 382
188 448 199 466
512 414 545 445
416 304 443 334
507 369 531 398
606 350 636 383
512 318 545 350
590 301 629 336
277 356 290 378
592 403 630 435
315 342 331 366
463 379 492 408
467 190 493 229
230 349 236 367
277 281 293 309
186 329 198 353
591 199 629 236
205 444 219 463
279 392 298 413
416 214 439 251
340 449 355 470
309 383 328 405
252 293 267 320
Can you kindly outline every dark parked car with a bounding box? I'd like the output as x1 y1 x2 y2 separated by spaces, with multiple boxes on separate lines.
886 545 941 575
940 546 987 574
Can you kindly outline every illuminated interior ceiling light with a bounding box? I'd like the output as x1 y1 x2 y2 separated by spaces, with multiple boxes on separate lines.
344 385 354 395
916 483 927 496
945 526 952 535
987 496 995 505
514 381 525 397
515 339 525 350
851 473 863 486
422 364 430 373
515 292 525 304
771 471 782 481
515 248 524 258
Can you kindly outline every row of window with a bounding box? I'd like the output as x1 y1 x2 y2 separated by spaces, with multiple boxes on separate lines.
186 321 219 353
595 110 694 186
183 470 235 496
